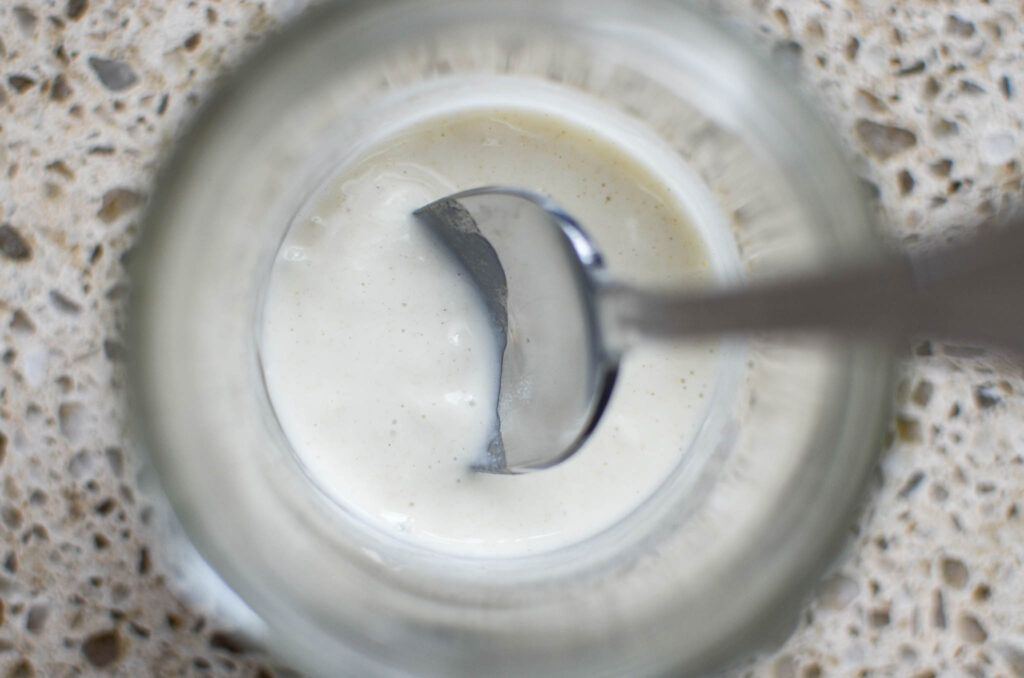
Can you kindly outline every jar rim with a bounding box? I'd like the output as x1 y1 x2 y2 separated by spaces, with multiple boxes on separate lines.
130 1 894 676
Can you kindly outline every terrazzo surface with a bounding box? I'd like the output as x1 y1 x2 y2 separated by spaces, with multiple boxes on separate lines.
1 0 1024 676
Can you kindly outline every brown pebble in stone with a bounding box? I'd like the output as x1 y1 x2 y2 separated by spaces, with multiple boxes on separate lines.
855 120 917 161
957 614 987 643
109 582 128 603
11 310 35 334
0 432 6 466
166 612 186 630
94 498 116 516
898 471 926 498
975 384 1002 409
58 402 85 440
960 80 986 96
128 622 150 639
66 0 88 20
87 57 138 92
13 7 38 34
868 607 891 627
940 556 968 588
6 659 35 678
0 224 31 260
49 290 80 314
898 60 926 76
184 32 202 51
923 77 941 99
973 584 991 602
933 119 959 137
97 188 144 223
930 159 953 177
7 75 36 94
209 630 252 654
81 628 124 667
845 36 859 60
895 415 921 442
946 15 976 38
912 380 933 407
982 19 1003 41
50 73 72 102
45 160 74 180
802 664 822 678
897 169 915 195
856 89 888 113
25 605 48 634
1 505 23 530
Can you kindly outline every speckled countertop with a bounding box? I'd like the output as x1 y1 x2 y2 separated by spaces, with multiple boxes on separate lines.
1 0 1023 676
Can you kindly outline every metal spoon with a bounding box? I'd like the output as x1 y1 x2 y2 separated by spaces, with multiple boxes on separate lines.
414 187 1024 474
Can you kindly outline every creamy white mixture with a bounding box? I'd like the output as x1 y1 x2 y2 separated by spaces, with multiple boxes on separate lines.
261 109 718 557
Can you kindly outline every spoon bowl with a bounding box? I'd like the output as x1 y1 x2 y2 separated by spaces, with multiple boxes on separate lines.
414 187 617 473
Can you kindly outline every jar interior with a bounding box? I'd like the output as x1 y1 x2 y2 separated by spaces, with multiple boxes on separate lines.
255 76 749 566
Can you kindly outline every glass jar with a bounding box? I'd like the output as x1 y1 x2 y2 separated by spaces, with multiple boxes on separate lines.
130 1 893 676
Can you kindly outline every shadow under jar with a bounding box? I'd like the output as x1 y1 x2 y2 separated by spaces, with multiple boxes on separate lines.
131 1 893 676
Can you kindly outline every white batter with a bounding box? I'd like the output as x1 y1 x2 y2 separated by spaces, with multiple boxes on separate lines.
261 109 718 557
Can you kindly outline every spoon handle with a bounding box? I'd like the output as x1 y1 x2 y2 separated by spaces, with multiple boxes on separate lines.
601 215 1024 353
